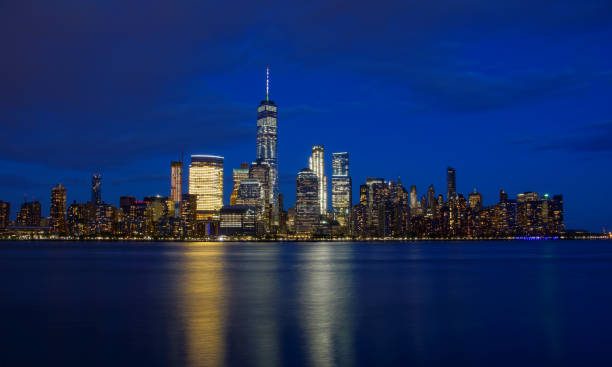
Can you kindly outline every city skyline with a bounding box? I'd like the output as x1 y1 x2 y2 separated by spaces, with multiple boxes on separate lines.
1 1 612 232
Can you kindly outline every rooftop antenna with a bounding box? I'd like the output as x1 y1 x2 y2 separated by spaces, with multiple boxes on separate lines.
266 66 270 102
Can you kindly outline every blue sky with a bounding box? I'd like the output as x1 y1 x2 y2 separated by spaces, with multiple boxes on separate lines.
1 0 611 231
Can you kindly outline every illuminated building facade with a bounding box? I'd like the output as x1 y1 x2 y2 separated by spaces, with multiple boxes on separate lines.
256 68 279 226
189 155 224 219
50 183 67 233
219 205 258 236
295 168 319 234
236 178 264 212
230 163 249 205
309 145 327 214
180 193 197 236
331 152 352 228
17 201 42 227
91 174 102 205
171 161 183 204
0 201 9 229
249 160 271 225
468 189 482 211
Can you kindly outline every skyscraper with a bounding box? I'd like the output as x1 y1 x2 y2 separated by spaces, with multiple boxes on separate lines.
447 167 456 201
91 174 102 205
410 185 418 209
0 201 9 229
189 155 224 219
295 168 319 234
256 67 279 226
468 189 482 211
427 185 435 209
171 161 183 204
230 163 249 205
331 152 352 227
50 184 67 233
309 145 327 214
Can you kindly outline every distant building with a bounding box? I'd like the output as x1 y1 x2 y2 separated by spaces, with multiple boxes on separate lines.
230 163 249 205
309 145 327 214
331 152 352 228
91 174 102 205
17 201 42 227
468 189 482 211
171 161 183 204
0 201 9 229
427 185 435 209
189 155 224 220
295 168 319 234
50 184 67 233
447 167 456 201
410 185 418 209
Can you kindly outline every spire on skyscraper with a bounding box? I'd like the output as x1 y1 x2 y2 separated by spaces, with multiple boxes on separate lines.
266 66 270 102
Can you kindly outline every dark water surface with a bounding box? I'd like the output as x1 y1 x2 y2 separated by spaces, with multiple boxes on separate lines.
1 240 612 366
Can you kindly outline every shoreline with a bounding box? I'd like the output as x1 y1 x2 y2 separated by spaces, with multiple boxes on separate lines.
1 236 611 243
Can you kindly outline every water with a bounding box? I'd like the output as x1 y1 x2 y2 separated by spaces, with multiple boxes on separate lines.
1 240 612 366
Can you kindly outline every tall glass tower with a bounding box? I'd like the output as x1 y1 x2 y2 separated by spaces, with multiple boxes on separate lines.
309 145 327 214
256 67 279 226
331 152 351 227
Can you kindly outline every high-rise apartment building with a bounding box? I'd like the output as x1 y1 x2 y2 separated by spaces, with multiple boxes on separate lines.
50 184 67 233
230 163 249 205
447 167 456 201
91 174 102 205
309 145 327 214
256 68 279 226
295 168 319 234
171 161 183 204
331 152 352 227
189 155 224 219
17 201 42 227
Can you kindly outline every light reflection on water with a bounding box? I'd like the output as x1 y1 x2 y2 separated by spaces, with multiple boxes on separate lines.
2 240 612 366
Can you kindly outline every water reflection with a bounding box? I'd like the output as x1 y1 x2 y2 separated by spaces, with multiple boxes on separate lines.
299 243 355 367
178 243 228 367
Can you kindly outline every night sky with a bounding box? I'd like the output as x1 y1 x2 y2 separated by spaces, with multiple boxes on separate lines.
1 1 611 231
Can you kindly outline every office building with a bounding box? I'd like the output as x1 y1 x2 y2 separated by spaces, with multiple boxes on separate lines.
256 67 279 225
50 184 67 233
189 155 224 219
219 205 258 236
295 168 319 234
171 161 183 203
331 152 352 227
230 163 249 205
309 145 327 214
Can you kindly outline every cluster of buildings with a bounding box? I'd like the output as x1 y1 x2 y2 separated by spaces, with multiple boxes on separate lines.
0 70 570 240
